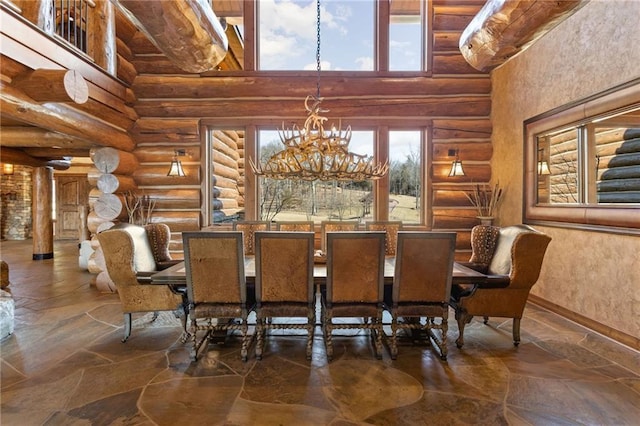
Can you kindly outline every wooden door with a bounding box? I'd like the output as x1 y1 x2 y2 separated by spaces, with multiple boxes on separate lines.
55 175 88 240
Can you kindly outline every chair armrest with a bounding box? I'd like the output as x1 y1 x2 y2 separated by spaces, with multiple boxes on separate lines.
136 271 155 283
476 275 511 288
156 260 182 270
458 262 489 274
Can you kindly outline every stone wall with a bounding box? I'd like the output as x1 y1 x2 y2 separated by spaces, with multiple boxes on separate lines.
1 165 32 240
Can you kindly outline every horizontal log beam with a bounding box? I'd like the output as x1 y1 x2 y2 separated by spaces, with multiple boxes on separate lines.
0 147 71 169
459 0 587 72
113 0 228 73
23 147 91 158
0 127 95 149
0 81 135 151
132 75 491 99
134 96 491 119
12 69 89 103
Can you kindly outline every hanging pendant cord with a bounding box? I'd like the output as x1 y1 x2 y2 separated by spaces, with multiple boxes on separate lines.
316 0 321 99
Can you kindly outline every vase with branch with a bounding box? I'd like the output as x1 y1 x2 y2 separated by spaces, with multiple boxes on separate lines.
124 191 156 225
466 183 503 225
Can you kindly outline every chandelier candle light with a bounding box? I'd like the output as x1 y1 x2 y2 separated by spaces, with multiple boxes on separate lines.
250 0 388 182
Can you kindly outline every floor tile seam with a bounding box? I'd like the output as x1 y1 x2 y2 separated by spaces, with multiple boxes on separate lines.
226 395 340 422
61 361 185 412
0 359 28 391
420 387 504 404
574 334 640 375
61 367 87 412
84 310 124 331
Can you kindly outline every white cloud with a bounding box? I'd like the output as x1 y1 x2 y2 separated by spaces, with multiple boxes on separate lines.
355 56 373 71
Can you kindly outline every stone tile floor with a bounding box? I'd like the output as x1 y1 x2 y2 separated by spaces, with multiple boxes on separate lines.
1 240 639 425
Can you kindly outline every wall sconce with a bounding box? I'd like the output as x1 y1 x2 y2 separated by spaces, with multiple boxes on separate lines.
2 163 14 175
448 149 465 177
167 149 186 177
537 149 551 175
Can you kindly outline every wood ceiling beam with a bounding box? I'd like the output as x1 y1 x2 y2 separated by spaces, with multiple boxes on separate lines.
112 0 228 73
0 147 71 170
1 81 135 152
459 0 588 72
0 127 95 149
12 69 89 104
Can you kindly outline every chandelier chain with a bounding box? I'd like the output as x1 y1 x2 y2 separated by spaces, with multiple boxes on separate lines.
316 0 321 99
248 0 388 182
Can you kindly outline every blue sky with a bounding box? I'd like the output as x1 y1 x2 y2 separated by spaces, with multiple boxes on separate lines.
259 0 375 70
258 0 423 161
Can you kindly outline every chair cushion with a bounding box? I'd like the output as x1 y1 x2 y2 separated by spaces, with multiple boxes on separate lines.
488 225 530 276
111 223 157 272
145 223 172 263
469 225 500 273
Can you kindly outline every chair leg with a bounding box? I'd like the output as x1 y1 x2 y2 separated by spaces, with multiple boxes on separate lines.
455 310 471 349
122 313 132 343
255 315 264 360
373 309 383 359
306 307 315 360
240 317 250 362
513 317 521 346
390 313 398 360
178 310 190 343
324 308 334 361
439 316 448 360
483 316 489 324
374 318 384 360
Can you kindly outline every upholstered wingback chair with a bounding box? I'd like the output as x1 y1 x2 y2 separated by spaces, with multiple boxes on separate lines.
98 224 185 342
450 224 551 348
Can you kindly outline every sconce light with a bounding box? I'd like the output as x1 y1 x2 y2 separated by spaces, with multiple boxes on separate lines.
2 163 14 175
167 149 186 177
537 149 551 175
447 149 465 177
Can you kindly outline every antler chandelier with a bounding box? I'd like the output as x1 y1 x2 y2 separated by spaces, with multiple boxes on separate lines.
250 0 388 182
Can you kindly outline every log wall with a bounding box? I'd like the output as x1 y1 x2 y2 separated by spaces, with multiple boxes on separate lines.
120 1 493 260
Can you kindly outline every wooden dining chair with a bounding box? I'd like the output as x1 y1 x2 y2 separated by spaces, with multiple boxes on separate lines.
233 221 271 255
254 231 315 360
387 231 456 360
319 220 360 253
322 231 386 360
365 221 403 256
275 221 314 232
450 225 552 349
182 231 254 361
98 229 186 343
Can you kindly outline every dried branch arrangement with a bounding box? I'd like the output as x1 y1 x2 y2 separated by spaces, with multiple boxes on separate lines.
124 192 156 225
466 183 503 217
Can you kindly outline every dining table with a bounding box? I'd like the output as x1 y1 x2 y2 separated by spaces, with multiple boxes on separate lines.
149 256 487 287
150 257 488 343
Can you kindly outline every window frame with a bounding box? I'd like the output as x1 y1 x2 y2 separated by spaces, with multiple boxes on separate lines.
203 123 431 226
254 0 432 73
523 78 640 235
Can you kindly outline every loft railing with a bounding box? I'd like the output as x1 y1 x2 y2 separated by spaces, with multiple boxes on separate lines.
53 0 95 54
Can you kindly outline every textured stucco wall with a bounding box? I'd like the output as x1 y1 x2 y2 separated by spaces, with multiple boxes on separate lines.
490 0 640 341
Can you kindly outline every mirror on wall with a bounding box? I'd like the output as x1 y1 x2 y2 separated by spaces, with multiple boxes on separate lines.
535 107 640 206
524 79 640 234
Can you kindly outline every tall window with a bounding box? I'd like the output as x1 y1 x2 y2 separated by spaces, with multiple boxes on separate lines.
258 0 374 71
257 129 374 222
388 130 423 224
389 0 426 71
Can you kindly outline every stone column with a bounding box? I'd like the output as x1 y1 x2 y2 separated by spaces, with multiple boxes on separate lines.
32 167 54 260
